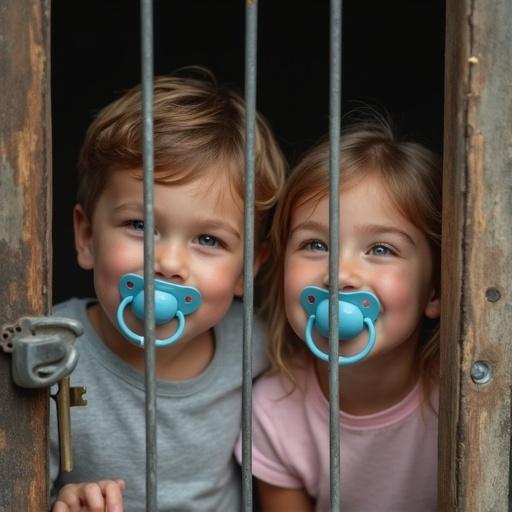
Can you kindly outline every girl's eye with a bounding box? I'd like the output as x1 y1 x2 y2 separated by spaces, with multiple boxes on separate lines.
369 244 395 256
130 220 145 231
198 234 219 247
304 240 328 252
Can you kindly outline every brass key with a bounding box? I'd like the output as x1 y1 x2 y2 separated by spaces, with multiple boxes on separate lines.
51 375 87 472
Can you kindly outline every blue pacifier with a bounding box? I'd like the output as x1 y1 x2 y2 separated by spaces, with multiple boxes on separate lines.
116 273 202 348
300 286 381 365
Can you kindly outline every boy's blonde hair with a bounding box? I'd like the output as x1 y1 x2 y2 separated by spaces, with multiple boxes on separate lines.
77 67 286 243
263 117 441 395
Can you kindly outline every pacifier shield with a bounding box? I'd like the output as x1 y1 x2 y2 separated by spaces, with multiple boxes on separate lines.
300 285 380 337
116 273 202 348
300 285 381 365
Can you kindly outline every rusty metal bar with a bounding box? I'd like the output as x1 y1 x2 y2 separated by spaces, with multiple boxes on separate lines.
241 1 258 511
328 0 342 509
140 0 157 509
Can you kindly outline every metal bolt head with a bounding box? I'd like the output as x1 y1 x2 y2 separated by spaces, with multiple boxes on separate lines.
471 361 491 385
485 287 501 303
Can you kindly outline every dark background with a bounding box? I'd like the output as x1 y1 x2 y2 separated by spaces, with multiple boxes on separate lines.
51 0 445 304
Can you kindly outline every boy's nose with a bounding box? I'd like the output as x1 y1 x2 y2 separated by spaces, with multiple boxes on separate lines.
155 242 189 283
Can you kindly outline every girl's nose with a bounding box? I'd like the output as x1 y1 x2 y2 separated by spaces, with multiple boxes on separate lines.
322 253 363 291
155 242 189 283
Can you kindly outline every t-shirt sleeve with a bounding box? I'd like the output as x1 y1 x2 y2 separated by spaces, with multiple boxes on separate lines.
245 376 304 489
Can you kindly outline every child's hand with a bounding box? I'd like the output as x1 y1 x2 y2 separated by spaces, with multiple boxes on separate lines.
52 479 125 512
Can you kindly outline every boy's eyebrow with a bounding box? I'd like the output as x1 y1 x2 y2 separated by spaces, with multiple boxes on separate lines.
197 219 241 239
113 202 144 213
355 224 416 246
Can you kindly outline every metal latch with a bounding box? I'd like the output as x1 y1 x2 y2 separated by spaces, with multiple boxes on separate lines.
1 316 82 387
1 316 87 472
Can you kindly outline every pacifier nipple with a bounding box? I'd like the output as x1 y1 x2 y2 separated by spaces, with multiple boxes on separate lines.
300 286 381 365
116 273 202 348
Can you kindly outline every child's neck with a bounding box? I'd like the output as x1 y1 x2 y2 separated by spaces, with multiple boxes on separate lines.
314 342 419 416
87 303 215 380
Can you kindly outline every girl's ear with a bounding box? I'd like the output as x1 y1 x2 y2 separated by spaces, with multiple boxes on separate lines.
424 287 440 319
233 243 270 297
73 204 94 270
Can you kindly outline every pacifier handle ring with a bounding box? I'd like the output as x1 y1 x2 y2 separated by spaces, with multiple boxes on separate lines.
304 316 376 366
155 311 185 348
116 296 186 348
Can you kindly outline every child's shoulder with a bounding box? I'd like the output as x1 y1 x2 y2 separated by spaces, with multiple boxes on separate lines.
53 297 93 320
253 360 313 405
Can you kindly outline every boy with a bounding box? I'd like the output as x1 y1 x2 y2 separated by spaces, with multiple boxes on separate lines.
50 68 286 511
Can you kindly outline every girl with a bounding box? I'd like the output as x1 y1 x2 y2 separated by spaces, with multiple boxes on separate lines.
237 118 441 511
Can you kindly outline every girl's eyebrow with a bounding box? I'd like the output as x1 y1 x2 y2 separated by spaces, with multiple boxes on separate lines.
290 220 416 246
289 220 328 236
355 223 416 246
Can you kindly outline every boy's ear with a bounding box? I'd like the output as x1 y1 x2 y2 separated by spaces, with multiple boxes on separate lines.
73 204 94 270
424 287 440 319
233 243 270 297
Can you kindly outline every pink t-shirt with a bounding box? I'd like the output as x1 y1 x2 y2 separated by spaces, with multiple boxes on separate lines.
235 361 438 512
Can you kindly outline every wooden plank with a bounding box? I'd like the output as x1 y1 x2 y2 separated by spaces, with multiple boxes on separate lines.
440 0 512 509
0 1 52 510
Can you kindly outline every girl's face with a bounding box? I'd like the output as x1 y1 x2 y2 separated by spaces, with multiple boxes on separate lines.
284 173 440 365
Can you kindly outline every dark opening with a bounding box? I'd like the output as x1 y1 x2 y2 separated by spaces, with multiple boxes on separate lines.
51 0 445 303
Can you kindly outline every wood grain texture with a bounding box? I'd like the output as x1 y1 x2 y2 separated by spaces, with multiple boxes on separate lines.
0 1 52 510
440 0 512 510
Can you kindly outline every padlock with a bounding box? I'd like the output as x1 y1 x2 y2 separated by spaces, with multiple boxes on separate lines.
1 316 83 388
1 315 86 471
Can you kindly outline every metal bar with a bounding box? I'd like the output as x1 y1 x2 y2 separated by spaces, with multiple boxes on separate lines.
328 0 342 510
140 0 157 509
242 1 258 511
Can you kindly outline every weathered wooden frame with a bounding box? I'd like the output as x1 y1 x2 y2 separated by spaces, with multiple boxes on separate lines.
2 0 512 510
0 1 52 510
439 0 512 509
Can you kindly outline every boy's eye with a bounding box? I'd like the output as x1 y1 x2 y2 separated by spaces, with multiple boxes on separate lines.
127 219 158 236
304 240 328 252
197 234 219 247
368 244 395 256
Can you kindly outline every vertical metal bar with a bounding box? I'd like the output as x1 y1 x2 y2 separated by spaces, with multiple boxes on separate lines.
328 0 342 510
242 1 258 511
140 0 157 510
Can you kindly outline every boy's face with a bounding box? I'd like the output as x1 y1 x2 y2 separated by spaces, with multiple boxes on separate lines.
283 173 440 367
74 165 247 346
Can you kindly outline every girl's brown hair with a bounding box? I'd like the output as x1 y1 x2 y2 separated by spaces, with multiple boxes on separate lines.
262 117 441 397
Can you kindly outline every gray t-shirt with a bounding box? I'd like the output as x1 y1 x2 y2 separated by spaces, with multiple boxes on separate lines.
50 298 267 511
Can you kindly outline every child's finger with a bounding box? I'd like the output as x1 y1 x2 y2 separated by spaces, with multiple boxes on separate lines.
82 481 110 511
103 479 125 512
51 500 73 512
52 483 82 511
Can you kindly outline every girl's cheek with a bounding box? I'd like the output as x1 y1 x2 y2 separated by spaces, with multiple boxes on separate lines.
375 269 420 309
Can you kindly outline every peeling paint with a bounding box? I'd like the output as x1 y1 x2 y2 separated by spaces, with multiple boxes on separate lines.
0 153 23 250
